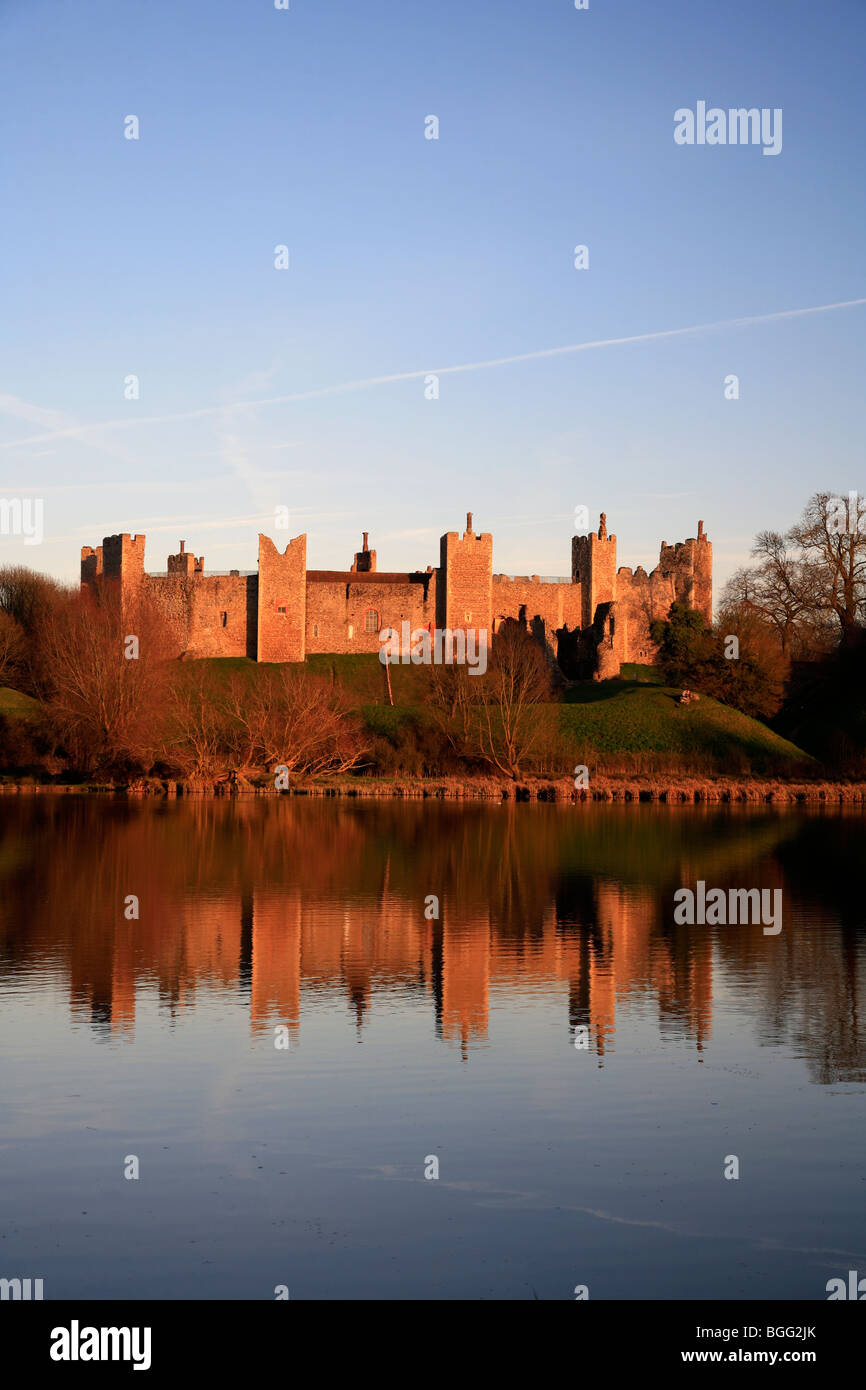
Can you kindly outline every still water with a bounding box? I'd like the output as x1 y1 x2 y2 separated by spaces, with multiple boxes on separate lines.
0 797 864 1300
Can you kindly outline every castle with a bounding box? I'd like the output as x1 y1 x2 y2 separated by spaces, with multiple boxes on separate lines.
80 512 712 677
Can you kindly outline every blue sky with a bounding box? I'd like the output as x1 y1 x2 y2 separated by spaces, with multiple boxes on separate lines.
1 0 864 592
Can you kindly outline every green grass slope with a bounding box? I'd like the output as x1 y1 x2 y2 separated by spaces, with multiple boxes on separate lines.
560 679 811 772
197 657 812 775
0 686 40 719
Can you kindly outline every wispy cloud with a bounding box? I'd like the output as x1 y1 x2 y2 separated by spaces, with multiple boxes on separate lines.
1 297 863 452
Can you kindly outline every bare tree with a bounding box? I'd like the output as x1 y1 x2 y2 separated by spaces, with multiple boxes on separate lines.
721 531 811 656
223 667 366 780
786 491 866 644
0 611 25 687
0 566 69 693
471 621 552 779
426 661 476 755
163 663 235 783
34 583 170 774
0 565 64 630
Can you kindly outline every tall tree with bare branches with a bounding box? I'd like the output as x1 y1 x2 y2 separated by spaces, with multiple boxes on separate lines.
786 491 866 645
470 621 552 779
33 582 170 775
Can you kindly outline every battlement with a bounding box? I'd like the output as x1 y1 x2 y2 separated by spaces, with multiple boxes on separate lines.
493 574 574 585
78 505 712 673
167 540 205 578
80 545 103 583
81 532 146 589
656 520 712 623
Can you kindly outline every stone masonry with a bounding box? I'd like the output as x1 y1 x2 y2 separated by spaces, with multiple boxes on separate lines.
81 512 712 678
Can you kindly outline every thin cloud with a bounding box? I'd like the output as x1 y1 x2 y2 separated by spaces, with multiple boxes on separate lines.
1 297 863 451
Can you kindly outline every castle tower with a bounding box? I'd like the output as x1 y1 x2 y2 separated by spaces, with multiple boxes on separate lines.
80 544 103 586
658 521 713 626
693 520 713 624
256 534 307 662
438 512 492 636
572 512 617 630
91 533 146 606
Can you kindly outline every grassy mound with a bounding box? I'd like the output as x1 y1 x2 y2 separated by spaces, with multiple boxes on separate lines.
0 686 39 719
560 679 810 773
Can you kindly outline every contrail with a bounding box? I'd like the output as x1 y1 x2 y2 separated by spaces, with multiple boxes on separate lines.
2 296 864 451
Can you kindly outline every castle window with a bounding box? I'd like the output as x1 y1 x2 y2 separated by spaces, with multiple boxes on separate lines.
277 604 287 615
364 608 379 634
221 611 227 627
313 623 319 637
348 624 354 640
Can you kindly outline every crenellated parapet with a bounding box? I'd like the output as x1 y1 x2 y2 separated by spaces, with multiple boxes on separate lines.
77 506 712 676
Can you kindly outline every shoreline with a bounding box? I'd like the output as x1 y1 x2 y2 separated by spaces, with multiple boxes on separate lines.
2 775 866 804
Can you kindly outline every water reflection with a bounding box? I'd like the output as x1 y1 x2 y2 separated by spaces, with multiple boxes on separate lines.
0 798 863 1082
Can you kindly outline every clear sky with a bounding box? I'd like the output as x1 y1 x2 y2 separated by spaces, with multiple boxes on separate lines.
1 0 864 593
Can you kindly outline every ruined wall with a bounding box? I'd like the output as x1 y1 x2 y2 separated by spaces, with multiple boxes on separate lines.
611 566 680 664
490 575 583 655
305 571 436 654
80 544 103 584
592 603 624 681
257 534 307 662
612 522 713 664
438 515 492 636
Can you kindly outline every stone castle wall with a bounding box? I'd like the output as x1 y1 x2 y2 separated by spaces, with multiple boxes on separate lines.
491 575 583 654
143 573 253 660
80 513 712 678
306 572 436 655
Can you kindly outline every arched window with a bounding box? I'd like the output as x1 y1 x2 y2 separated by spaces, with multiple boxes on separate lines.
364 608 379 634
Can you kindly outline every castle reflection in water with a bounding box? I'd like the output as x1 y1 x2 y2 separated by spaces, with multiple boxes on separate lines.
1 797 863 1082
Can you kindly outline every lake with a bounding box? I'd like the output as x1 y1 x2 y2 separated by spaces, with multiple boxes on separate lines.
0 796 864 1300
